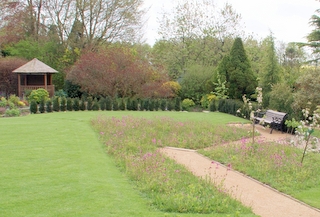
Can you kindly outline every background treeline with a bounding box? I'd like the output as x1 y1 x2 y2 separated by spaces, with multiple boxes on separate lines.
1 0 320 121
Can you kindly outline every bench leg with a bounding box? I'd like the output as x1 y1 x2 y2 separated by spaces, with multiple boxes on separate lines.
270 128 274 134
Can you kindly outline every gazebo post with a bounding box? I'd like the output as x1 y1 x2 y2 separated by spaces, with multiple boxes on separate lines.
17 74 21 98
44 73 47 90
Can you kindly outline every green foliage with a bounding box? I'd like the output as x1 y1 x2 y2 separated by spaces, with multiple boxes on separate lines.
60 97 67 111
167 100 174 111
181 98 195 111
296 107 320 164
92 98 99 111
39 98 46 113
154 99 159 111
99 97 106 111
293 67 320 114
53 97 60 112
119 98 126 111
80 97 86 111
4 108 20 117
217 37 257 100
46 99 52 113
24 89 33 99
148 99 155 111
260 35 281 107
160 99 167 111
212 76 229 99
30 100 38 114
299 10 320 59
0 97 7 107
142 98 149 111
180 64 215 104
105 96 112 111
200 94 216 109
64 80 82 98
269 83 294 118
132 99 139 111
54 89 67 97
73 98 80 111
112 98 119 111
174 97 181 111
209 100 217 112
87 97 93 111
285 118 299 134
218 99 244 116
28 88 49 104
126 98 133 111
8 95 20 106
66 98 73 111
6 39 65 90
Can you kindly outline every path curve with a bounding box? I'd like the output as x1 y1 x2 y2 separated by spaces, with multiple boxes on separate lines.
159 125 320 217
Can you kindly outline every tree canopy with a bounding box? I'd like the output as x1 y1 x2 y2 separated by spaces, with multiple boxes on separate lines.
67 46 173 98
217 37 257 100
0 57 28 97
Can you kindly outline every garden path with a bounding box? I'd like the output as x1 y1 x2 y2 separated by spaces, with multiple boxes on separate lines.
160 124 320 217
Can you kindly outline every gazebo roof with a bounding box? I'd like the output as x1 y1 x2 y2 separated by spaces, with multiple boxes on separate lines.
12 58 58 74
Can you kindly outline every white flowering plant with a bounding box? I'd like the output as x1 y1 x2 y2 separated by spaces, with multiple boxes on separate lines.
241 87 263 144
295 106 320 163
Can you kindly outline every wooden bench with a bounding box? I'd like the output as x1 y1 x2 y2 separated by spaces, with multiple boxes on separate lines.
255 110 288 134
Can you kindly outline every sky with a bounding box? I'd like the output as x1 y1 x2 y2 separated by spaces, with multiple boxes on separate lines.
143 0 319 45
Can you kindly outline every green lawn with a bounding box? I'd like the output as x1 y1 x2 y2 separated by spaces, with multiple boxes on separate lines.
0 111 251 217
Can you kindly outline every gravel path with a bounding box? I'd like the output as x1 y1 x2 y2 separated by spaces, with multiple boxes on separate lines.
159 124 320 217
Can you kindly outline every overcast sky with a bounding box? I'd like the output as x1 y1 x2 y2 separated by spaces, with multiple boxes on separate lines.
143 0 319 45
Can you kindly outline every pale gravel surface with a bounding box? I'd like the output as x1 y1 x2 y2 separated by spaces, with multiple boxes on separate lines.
160 124 320 217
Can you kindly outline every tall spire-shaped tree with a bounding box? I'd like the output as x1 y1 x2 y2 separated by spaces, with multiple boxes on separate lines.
260 34 281 107
217 37 257 100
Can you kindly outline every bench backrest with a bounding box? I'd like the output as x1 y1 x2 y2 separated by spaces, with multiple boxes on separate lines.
265 110 287 123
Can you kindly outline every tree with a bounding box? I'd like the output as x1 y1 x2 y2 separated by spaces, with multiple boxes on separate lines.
44 0 145 48
297 9 320 62
281 43 305 88
0 1 33 47
0 57 28 97
293 67 320 114
179 64 214 103
260 34 281 107
67 46 173 98
156 0 243 80
269 83 294 117
217 37 257 100
0 0 146 59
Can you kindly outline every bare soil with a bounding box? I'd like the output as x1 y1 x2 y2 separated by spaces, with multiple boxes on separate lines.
160 124 320 217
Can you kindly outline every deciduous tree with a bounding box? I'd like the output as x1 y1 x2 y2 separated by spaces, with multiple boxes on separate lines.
293 67 320 113
44 0 145 48
0 57 28 97
156 0 243 80
67 46 173 98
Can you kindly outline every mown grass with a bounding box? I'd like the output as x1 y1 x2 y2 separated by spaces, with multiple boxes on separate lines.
199 137 320 209
1 111 255 217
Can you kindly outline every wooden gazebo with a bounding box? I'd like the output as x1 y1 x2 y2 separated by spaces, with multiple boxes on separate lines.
12 58 58 97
